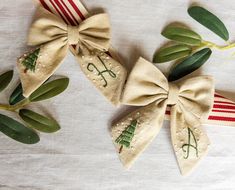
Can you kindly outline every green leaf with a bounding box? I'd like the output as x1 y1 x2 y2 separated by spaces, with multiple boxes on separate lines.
188 6 229 41
162 26 202 46
29 78 69 102
0 70 13 93
153 44 192 63
9 78 51 105
168 48 212 82
9 83 25 105
0 114 39 144
19 109 60 133
21 48 40 72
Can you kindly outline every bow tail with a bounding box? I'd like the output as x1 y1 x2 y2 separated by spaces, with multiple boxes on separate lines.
73 49 127 106
17 39 68 97
111 101 167 169
170 106 210 176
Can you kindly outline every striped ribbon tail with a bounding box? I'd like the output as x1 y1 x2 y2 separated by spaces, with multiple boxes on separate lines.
207 93 235 126
166 93 235 127
38 0 87 23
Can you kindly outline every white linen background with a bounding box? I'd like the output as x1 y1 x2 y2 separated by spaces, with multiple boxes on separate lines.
0 0 235 189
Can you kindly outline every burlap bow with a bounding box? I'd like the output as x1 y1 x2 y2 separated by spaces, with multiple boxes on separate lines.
111 57 214 175
17 6 126 105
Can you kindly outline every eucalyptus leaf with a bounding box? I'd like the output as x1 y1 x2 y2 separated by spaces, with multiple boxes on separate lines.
9 78 50 105
29 78 69 102
168 48 212 81
19 109 60 133
0 70 13 93
9 83 25 105
0 114 39 144
153 44 192 63
162 26 202 46
188 6 229 41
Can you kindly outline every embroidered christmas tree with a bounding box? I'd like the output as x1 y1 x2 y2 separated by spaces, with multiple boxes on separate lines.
115 119 138 153
21 48 40 72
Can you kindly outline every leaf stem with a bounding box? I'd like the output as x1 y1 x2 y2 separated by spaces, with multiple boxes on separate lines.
201 40 235 50
0 99 30 112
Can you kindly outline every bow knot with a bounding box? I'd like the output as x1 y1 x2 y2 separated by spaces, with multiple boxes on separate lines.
67 25 80 45
167 83 179 105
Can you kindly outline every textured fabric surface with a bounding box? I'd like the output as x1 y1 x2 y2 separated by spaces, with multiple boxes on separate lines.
0 0 235 189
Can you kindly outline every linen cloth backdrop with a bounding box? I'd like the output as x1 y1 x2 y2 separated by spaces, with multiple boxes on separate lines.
0 0 235 189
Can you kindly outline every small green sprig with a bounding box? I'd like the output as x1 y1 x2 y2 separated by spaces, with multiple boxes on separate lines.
0 70 69 144
153 6 234 81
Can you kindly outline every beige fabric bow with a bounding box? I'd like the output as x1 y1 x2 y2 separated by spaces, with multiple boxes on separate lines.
17 6 111 98
111 57 214 175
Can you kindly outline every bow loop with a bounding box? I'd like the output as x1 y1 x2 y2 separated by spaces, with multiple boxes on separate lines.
77 13 111 52
178 76 215 121
121 57 168 106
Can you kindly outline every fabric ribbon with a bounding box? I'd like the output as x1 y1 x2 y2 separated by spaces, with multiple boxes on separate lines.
111 57 215 175
17 5 127 105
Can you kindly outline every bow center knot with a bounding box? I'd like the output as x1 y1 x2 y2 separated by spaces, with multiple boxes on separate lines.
167 83 179 105
67 25 80 45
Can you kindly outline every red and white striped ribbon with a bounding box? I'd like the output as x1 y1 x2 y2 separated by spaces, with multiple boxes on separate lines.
37 0 235 127
207 93 235 126
38 0 87 24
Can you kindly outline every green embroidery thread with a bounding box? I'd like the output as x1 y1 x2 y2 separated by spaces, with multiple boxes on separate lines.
22 48 40 73
115 120 138 153
87 55 116 87
182 127 198 159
